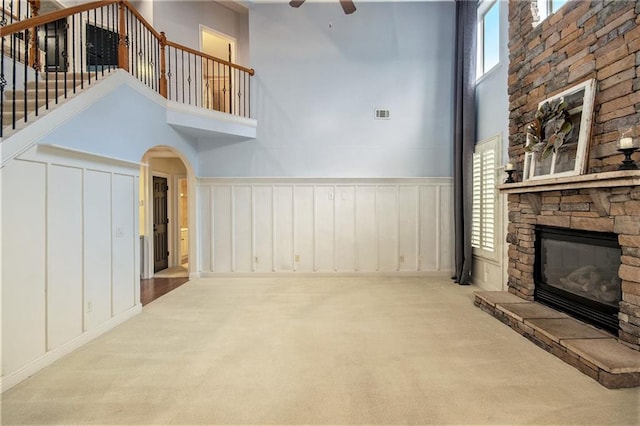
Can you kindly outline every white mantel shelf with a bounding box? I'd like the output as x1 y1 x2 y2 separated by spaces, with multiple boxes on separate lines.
498 170 640 194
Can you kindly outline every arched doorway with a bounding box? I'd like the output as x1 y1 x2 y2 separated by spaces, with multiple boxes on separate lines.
139 146 195 305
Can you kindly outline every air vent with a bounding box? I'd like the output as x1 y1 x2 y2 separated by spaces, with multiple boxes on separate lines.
374 108 390 120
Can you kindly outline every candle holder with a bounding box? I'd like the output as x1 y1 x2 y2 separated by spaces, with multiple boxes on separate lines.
504 160 516 184
504 169 516 183
618 148 638 170
617 127 639 170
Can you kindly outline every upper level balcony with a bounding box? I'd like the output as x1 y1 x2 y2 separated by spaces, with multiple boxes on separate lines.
0 0 256 141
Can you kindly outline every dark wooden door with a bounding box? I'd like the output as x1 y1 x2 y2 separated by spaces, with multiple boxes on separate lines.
153 176 169 272
41 18 67 72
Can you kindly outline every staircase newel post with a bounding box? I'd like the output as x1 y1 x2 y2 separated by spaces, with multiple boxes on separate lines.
117 1 129 71
27 0 40 70
159 32 167 98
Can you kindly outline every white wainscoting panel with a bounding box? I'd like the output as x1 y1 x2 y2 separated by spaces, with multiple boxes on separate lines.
419 185 439 271
47 165 83 351
197 185 212 273
212 186 232 272
0 144 140 391
1 160 47 377
111 174 136 316
274 186 294 271
293 186 314 271
83 170 113 331
398 186 419 271
378 185 399 272
314 186 335 272
197 178 453 275
233 186 253 272
253 186 273 272
335 185 355 272
355 185 378 272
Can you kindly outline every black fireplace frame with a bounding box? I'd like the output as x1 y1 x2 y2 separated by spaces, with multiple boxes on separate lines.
534 226 621 334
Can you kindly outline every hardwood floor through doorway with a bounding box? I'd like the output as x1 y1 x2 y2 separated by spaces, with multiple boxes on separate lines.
140 277 189 306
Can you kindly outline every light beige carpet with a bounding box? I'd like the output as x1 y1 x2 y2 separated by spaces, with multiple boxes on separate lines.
2 276 639 425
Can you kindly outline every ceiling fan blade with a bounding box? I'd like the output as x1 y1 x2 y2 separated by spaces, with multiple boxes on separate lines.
289 0 305 8
339 0 356 14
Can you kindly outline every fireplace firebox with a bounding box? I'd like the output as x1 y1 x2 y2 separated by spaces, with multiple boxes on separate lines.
534 226 621 334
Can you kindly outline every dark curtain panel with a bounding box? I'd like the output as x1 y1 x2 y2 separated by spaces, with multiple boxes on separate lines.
452 0 477 285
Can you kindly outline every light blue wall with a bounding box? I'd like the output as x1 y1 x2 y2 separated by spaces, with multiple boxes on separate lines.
476 0 509 158
473 0 509 291
39 84 199 173
152 0 250 67
197 1 456 177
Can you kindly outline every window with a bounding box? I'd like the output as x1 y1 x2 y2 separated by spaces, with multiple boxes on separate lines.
472 136 499 260
533 0 569 26
477 0 499 78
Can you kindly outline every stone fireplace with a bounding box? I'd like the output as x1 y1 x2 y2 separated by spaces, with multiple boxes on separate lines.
475 1 640 388
504 181 640 348
501 0 640 351
476 176 640 388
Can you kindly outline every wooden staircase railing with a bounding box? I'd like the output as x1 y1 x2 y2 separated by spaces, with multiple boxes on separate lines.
0 0 254 137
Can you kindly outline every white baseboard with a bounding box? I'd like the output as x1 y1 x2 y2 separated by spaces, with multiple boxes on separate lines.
0 304 142 393
197 271 453 279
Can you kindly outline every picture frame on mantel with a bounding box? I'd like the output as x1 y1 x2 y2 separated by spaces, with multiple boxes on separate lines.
523 79 596 181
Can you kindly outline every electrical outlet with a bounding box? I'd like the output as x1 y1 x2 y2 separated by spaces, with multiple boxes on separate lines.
116 227 124 238
328 192 334 200
399 255 405 263
87 301 93 313
254 256 259 263
295 255 300 262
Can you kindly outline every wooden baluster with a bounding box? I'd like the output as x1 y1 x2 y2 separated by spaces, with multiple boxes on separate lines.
27 0 40 69
159 31 167 98
117 1 128 71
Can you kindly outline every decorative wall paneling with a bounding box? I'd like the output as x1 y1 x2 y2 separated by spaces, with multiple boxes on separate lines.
197 178 453 275
1 145 141 391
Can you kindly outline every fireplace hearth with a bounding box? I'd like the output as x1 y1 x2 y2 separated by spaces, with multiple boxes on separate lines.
535 226 621 334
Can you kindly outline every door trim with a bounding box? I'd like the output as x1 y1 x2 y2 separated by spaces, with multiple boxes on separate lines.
199 25 237 63
175 174 188 265
140 148 197 280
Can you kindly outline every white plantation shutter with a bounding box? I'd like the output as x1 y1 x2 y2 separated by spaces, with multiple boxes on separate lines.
471 138 498 258
482 149 495 252
472 154 482 248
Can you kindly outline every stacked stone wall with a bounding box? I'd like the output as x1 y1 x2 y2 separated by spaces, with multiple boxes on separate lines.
508 0 640 349
508 0 640 171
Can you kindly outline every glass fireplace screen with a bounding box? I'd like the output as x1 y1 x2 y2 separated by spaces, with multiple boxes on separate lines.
539 231 621 308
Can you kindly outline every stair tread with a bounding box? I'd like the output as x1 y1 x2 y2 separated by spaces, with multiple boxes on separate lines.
1 72 111 136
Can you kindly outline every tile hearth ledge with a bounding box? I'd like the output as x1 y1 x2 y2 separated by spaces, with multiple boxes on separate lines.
497 170 640 194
